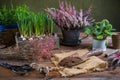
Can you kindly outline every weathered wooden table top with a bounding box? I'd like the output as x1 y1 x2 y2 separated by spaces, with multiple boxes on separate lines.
0 36 120 80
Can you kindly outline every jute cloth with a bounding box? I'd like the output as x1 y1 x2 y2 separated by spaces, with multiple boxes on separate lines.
51 49 108 77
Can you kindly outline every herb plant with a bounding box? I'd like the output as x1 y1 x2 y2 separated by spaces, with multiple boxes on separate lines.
85 19 113 40
15 4 55 38
15 4 33 37
33 12 54 36
44 14 54 34
0 5 17 25
45 2 94 30
34 12 45 36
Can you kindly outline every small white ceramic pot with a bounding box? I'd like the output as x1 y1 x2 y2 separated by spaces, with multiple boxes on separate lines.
92 39 106 51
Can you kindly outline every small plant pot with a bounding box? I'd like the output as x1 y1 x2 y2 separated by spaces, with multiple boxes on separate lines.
92 39 106 51
0 24 18 48
0 24 18 31
60 29 88 46
112 32 120 49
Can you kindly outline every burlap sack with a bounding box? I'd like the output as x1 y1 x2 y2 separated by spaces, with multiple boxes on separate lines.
51 49 108 77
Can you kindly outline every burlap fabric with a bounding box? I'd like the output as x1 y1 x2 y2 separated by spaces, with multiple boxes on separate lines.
51 49 108 77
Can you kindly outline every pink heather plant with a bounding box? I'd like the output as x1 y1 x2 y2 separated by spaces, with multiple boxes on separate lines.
46 2 94 30
15 35 54 62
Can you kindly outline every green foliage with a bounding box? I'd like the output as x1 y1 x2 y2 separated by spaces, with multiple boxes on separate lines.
0 5 17 25
0 4 54 37
33 12 54 36
15 4 34 37
85 19 113 40
43 13 54 34
15 4 55 38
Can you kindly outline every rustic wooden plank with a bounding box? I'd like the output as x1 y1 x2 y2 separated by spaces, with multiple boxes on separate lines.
0 36 120 79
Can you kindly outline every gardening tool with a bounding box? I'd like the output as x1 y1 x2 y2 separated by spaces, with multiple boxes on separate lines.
107 50 120 69
58 49 104 67
0 62 33 76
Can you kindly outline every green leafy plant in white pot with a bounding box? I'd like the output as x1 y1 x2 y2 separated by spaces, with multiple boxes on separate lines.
85 19 113 51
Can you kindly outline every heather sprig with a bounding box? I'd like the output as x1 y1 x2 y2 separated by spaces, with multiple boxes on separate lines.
14 35 54 62
45 2 94 30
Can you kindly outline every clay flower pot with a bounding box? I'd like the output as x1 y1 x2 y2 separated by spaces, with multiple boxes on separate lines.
112 32 120 49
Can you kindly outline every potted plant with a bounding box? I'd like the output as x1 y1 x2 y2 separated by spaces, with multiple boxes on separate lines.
0 5 18 48
0 5 17 30
15 4 55 39
46 2 94 46
15 4 34 39
85 19 113 51
14 5 55 61
15 4 55 47
33 12 54 37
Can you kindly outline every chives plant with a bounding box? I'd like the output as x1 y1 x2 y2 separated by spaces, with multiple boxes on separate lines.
33 12 55 36
27 12 34 37
34 12 45 36
15 4 32 37
15 4 55 38
45 15 54 34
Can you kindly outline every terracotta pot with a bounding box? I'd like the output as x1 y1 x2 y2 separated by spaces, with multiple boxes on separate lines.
112 32 120 49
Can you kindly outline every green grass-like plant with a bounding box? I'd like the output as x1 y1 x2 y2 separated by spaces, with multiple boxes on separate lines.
15 4 32 37
33 12 54 36
34 12 45 36
15 4 55 38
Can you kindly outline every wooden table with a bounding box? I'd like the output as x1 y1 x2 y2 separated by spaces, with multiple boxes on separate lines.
0 36 120 80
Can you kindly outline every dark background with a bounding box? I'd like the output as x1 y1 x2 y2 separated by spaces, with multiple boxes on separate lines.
0 0 120 32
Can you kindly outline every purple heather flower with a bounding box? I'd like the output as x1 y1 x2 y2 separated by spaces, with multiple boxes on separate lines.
59 2 65 11
45 2 94 30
